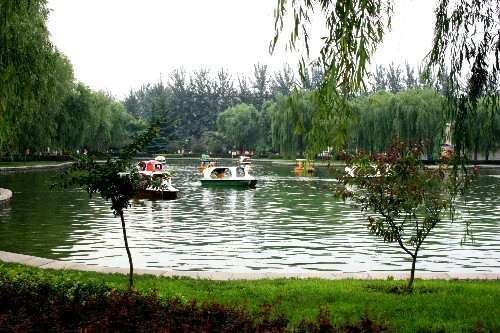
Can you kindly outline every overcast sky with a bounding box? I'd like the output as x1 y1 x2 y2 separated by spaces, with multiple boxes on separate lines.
46 0 437 99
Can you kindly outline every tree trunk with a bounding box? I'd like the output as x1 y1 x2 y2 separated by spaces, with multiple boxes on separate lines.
119 210 134 289
408 254 416 292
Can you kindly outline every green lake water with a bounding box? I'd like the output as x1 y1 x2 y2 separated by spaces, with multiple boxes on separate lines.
0 159 498 273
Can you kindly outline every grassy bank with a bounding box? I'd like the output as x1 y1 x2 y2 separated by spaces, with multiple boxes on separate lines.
1 262 498 332
0 161 63 167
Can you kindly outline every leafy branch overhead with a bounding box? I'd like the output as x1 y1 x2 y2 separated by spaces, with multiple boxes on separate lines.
272 0 499 159
272 0 393 152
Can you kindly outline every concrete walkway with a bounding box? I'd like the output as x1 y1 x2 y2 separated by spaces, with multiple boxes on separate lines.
1 251 498 281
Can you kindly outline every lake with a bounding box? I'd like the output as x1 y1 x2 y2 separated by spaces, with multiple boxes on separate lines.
0 159 498 273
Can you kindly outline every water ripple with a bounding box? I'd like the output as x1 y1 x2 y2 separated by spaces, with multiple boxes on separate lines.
0 161 498 273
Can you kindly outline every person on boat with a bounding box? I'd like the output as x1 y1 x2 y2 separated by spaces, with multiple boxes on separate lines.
137 161 146 171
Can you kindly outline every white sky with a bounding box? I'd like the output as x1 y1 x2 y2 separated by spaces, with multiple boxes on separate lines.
46 0 437 99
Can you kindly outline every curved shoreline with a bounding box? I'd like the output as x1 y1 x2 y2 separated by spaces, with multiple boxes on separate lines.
0 161 74 172
0 162 74 206
0 251 498 280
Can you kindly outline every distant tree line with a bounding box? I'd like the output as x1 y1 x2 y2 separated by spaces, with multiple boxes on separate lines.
2 1 498 161
123 63 499 160
369 62 450 95
122 65 324 155
0 0 136 159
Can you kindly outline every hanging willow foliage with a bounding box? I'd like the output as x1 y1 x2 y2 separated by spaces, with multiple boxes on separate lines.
428 0 499 161
272 0 499 162
0 0 75 155
271 0 393 153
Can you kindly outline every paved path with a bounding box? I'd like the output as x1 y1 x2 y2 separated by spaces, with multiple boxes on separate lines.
1 251 498 281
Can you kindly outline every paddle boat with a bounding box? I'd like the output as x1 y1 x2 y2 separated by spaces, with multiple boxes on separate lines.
135 160 179 199
155 155 166 165
155 155 174 171
294 158 314 175
197 154 217 172
236 155 253 170
200 164 257 187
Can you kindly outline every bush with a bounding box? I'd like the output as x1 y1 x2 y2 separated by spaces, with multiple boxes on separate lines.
0 270 399 332
1 269 491 332
0 272 289 332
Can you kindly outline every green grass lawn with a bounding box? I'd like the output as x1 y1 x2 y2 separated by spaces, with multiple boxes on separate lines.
1 262 498 332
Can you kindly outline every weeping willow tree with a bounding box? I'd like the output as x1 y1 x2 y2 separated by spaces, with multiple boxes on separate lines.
349 90 393 153
0 0 74 156
469 98 500 161
271 0 392 153
271 0 499 160
270 92 315 158
429 0 499 163
345 88 445 154
217 103 260 152
393 87 445 152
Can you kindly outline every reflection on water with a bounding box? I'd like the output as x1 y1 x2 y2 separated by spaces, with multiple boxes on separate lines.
0 161 499 273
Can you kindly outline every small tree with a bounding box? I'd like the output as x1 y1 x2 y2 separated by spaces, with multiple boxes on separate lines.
50 119 161 289
334 135 478 291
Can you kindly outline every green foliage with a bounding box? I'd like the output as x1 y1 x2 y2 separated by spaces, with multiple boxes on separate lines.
269 92 316 158
251 63 272 110
0 0 75 156
470 99 500 160
386 62 404 94
371 65 389 92
1 262 499 332
50 119 162 289
217 103 260 151
429 0 499 160
334 135 479 290
271 63 296 96
56 86 133 153
272 0 393 153
0 1 135 156
349 87 445 153
124 68 242 148
200 131 226 154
